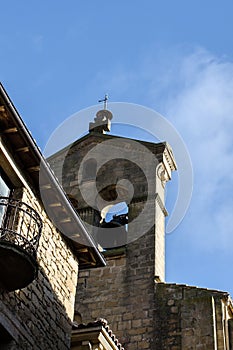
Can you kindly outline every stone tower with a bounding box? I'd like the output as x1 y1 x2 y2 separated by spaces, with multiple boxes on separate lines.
2 86 233 349
49 107 176 349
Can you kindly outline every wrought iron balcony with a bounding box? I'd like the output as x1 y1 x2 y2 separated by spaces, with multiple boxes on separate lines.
0 197 42 291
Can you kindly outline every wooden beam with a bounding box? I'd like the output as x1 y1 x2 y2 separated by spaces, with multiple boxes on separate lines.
59 218 72 223
16 146 30 153
27 166 40 172
3 127 18 133
40 184 52 189
48 202 62 207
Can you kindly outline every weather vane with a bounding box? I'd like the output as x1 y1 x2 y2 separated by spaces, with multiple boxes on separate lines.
98 94 108 110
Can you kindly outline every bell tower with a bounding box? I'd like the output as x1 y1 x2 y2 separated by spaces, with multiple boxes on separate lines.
49 107 176 349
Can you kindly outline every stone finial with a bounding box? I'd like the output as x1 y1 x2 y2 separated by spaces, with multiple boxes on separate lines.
89 109 113 134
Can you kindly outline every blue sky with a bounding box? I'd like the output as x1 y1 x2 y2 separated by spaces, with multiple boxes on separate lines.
1 1 233 295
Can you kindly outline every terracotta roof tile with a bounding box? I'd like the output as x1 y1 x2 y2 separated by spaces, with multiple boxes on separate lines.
72 318 124 350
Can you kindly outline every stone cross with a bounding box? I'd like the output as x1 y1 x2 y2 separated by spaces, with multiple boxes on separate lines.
98 94 108 110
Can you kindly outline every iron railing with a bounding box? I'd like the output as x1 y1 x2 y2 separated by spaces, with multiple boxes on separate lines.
0 197 42 258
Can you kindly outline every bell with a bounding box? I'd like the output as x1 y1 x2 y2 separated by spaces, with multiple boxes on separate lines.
96 214 128 249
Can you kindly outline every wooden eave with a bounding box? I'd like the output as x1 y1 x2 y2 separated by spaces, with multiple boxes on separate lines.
0 83 106 269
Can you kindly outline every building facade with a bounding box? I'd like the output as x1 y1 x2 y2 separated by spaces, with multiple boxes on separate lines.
0 84 106 349
49 107 233 349
1 84 233 349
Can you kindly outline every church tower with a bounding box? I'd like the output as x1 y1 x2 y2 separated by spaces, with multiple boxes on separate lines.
49 106 176 349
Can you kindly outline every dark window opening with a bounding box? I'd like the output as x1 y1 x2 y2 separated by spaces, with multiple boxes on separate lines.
96 202 129 249
0 167 11 196
0 323 14 348
103 202 128 228
0 168 12 227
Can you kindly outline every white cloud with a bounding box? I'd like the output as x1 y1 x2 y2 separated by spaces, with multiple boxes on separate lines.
69 45 233 251
161 48 233 251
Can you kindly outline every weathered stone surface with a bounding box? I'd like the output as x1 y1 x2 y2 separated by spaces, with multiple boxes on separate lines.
0 188 79 349
154 283 232 350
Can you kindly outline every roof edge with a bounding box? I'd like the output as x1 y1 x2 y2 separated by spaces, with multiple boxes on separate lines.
0 82 106 268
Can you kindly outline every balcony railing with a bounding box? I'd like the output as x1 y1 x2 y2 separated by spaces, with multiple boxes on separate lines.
0 197 43 291
0 197 42 257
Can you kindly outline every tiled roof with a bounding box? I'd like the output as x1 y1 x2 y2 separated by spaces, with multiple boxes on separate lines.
72 318 125 350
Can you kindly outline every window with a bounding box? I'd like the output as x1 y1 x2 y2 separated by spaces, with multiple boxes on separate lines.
0 167 12 226
0 168 11 196
0 323 14 349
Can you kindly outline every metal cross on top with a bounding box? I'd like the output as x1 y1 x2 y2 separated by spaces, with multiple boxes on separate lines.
98 94 108 110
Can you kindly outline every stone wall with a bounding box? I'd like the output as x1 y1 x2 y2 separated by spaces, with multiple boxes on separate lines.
76 228 157 350
52 133 171 349
76 271 233 350
154 283 233 350
0 187 79 349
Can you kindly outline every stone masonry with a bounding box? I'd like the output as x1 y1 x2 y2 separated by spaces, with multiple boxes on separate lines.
76 236 156 349
54 109 233 350
154 283 233 350
0 84 105 350
2 95 232 350
48 123 176 349
0 186 79 349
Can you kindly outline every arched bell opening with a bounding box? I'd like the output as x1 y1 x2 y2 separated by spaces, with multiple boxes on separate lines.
96 202 128 249
0 197 42 291
101 202 128 225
